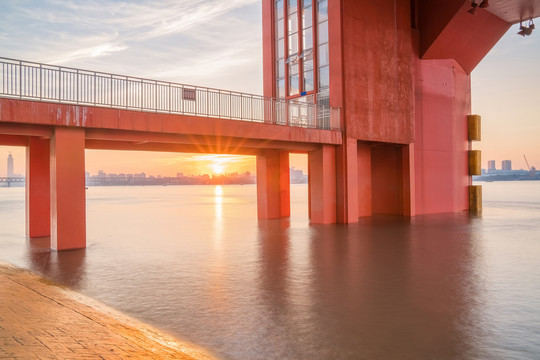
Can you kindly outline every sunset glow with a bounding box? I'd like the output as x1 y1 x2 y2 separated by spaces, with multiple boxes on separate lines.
212 164 225 174
0 147 310 178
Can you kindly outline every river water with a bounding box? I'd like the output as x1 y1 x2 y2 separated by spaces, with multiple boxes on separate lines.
1 182 539 359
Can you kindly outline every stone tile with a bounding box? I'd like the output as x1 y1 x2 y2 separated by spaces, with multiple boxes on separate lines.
0 262 214 360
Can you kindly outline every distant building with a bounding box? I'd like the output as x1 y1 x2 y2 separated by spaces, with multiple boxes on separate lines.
487 160 496 171
7 153 14 177
290 167 308 184
502 160 512 171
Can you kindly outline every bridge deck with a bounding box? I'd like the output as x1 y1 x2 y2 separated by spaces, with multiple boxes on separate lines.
0 57 340 130
1 57 342 154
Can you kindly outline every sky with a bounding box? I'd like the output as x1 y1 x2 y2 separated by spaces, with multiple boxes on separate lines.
0 0 539 176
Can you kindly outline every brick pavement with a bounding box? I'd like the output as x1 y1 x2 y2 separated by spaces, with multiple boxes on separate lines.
0 262 216 359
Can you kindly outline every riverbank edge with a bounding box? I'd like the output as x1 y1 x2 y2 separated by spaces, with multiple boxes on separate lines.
0 261 218 359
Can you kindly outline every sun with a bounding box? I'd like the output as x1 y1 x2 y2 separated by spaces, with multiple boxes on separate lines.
212 163 225 174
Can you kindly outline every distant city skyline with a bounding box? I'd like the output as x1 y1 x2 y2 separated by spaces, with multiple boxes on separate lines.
0 150 308 180
0 1 539 175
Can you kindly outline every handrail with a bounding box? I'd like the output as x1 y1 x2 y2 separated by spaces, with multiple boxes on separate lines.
0 57 341 131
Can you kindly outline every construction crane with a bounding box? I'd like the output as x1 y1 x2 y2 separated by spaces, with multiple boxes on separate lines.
523 154 537 178
523 154 531 170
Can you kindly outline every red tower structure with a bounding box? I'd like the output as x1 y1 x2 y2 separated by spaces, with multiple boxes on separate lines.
262 0 537 222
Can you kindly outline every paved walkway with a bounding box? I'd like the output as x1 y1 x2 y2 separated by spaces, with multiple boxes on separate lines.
0 262 216 359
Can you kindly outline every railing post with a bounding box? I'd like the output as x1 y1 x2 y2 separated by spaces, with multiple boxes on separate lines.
39 64 42 100
109 74 113 106
92 72 95 105
197 87 200 116
168 82 171 113
18 60 22 99
58 67 61 102
125 76 128 109
76 69 79 104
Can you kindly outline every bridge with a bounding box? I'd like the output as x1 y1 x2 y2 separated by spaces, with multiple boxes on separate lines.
0 177 25 187
0 57 342 250
2 0 539 252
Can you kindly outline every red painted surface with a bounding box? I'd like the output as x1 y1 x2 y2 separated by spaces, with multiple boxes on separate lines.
338 0 415 144
84 128 323 154
357 144 372 217
328 0 344 114
0 123 51 138
335 137 358 223
0 99 341 146
402 144 415 216
262 0 274 99
371 146 404 215
50 127 86 250
421 1 510 74
26 137 50 238
418 0 465 61
257 150 290 219
413 59 470 214
0 134 28 146
308 145 336 224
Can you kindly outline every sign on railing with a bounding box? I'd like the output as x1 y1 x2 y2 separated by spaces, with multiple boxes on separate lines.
0 57 341 131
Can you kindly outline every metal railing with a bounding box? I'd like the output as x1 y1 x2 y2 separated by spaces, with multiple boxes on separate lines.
0 57 340 131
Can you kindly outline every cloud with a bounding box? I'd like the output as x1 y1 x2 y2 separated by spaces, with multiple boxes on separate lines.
48 42 128 64
0 0 262 93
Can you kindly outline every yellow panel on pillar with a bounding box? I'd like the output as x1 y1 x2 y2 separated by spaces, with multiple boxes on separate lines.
468 115 481 141
50 127 86 250
469 185 482 214
468 150 481 176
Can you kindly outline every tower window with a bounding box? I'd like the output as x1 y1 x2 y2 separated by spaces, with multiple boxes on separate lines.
274 0 329 98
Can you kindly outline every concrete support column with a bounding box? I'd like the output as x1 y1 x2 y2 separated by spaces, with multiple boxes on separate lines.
336 137 358 223
309 145 336 224
26 137 50 238
357 143 372 217
257 150 290 219
402 144 415 216
50 127 86 250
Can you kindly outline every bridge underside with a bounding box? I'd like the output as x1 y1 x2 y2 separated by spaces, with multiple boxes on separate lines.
0 98 347 250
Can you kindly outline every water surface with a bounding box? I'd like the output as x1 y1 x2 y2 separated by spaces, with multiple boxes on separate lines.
1 182 539 359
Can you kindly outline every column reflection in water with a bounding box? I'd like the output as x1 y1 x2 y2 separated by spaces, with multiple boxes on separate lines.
305 214 486 359
5 184 533 359
25 237 87 290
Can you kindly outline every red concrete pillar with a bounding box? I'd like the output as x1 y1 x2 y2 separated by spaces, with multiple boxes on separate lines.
357 143 372 217
336 137 358 223
371 145 403 215
414 59 470 214
257 150 290 219
26 137 50 238
309 145 336 224
402 144 415 216
50 127 86 250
